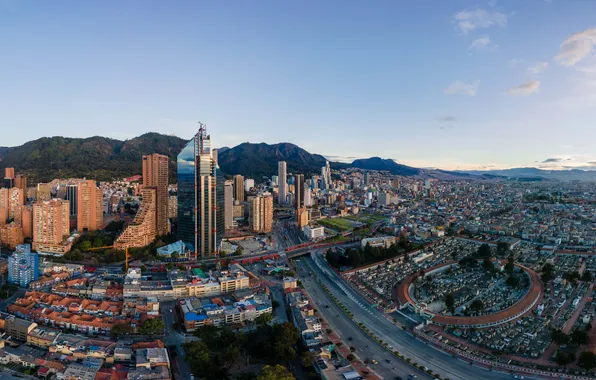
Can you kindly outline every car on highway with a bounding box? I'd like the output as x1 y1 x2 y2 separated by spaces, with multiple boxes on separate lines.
408 375 417 379
371 359 378 364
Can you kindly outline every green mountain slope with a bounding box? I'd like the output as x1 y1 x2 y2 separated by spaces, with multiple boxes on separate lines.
0 133 186 184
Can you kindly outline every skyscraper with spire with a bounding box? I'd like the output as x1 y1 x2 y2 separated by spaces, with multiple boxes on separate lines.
177 123 224 258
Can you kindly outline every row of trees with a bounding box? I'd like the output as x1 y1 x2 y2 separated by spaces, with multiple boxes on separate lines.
183 315 300 380
111 318 165 338
326 240 418 269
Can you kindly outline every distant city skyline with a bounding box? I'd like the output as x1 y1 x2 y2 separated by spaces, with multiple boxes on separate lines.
2 1 596 171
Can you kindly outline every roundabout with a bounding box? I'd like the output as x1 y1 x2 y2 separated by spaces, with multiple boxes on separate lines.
395 260 543 328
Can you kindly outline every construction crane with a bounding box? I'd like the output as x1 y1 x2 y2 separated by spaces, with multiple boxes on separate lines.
88 245 131 272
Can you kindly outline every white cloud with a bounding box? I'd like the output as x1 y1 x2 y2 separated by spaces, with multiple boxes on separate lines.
468 36 497 51
444 80 480 96
577 64 596 73
527 61 549 75
508 58 524 68
453 8 507 34
555 28 596 66
508 80 540 96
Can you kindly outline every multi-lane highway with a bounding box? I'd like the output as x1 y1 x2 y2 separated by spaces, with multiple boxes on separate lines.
296 259 430 379
303 253 520 380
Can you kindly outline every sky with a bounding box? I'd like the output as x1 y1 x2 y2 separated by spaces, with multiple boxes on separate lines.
1 0 596 171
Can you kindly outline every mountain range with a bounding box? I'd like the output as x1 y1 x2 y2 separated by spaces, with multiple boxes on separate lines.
1 132 595 183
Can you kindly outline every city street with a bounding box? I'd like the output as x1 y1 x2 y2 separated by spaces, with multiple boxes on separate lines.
160 300 193 380
304 253 520 380
296 259 430 380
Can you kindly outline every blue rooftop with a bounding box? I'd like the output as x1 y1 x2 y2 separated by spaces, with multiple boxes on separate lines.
185 312 208 322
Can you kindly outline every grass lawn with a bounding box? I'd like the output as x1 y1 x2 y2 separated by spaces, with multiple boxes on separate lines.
318 218 355 231
344 214 387 224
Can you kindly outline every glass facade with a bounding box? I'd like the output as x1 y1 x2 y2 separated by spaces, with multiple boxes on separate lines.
177 128 224 258
177 137 197 253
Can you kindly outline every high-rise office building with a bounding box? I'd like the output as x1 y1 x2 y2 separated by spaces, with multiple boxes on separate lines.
224 181 234 229
32 199 70 253
233 174 245 202
378 191 391 206
143 153 170 236
278 161 287 205
4 168 15 188
167 195 178 219
76 180 103 232
248 194 273 233
363 172 370 186
8 188 25 222
4 168 15 180
297 207 309 229
177 124 225 258
66 184 78 217
0 222 24 250
0 188 8 226
21 206 32 239
36 183 51 202
8 244 38 287
115 187 157 249
294 174 304 210
244 178 255 192
304 188 312 207
14 175 27 192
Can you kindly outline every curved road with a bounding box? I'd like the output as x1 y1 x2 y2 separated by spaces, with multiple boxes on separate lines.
305 253 519 380
296 260 431 379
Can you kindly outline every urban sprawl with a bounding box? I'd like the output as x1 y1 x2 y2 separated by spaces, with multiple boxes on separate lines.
2 126 596 380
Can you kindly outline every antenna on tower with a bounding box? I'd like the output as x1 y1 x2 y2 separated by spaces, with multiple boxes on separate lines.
198 121 207 154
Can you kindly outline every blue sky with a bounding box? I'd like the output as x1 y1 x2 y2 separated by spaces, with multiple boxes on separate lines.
1 0 596 170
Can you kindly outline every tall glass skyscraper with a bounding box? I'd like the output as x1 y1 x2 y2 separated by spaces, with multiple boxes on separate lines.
177 124 225 258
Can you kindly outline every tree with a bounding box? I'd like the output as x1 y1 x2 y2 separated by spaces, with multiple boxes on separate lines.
111 323 134 337
183 341 212 376
139 318 165 335
504 254 515 273
541 271 555 284
482 257 494 272
563 271 580 284
470 300 484 313
555 351 572 366
255 313 273 329
271 323 299 362
571 329 590 345
582 270 592 282
579 351 596 369
257 365 295 380
194 325 221 348
496 242 509 255
506 275 520 288
551 329 570 345
236 373 258 380
542 263 554 273
477 243 491 258
301 351 314 368
79 240 92 251
444 293 455 313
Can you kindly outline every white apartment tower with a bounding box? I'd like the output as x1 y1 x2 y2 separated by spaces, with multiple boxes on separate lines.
278 161 287 205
